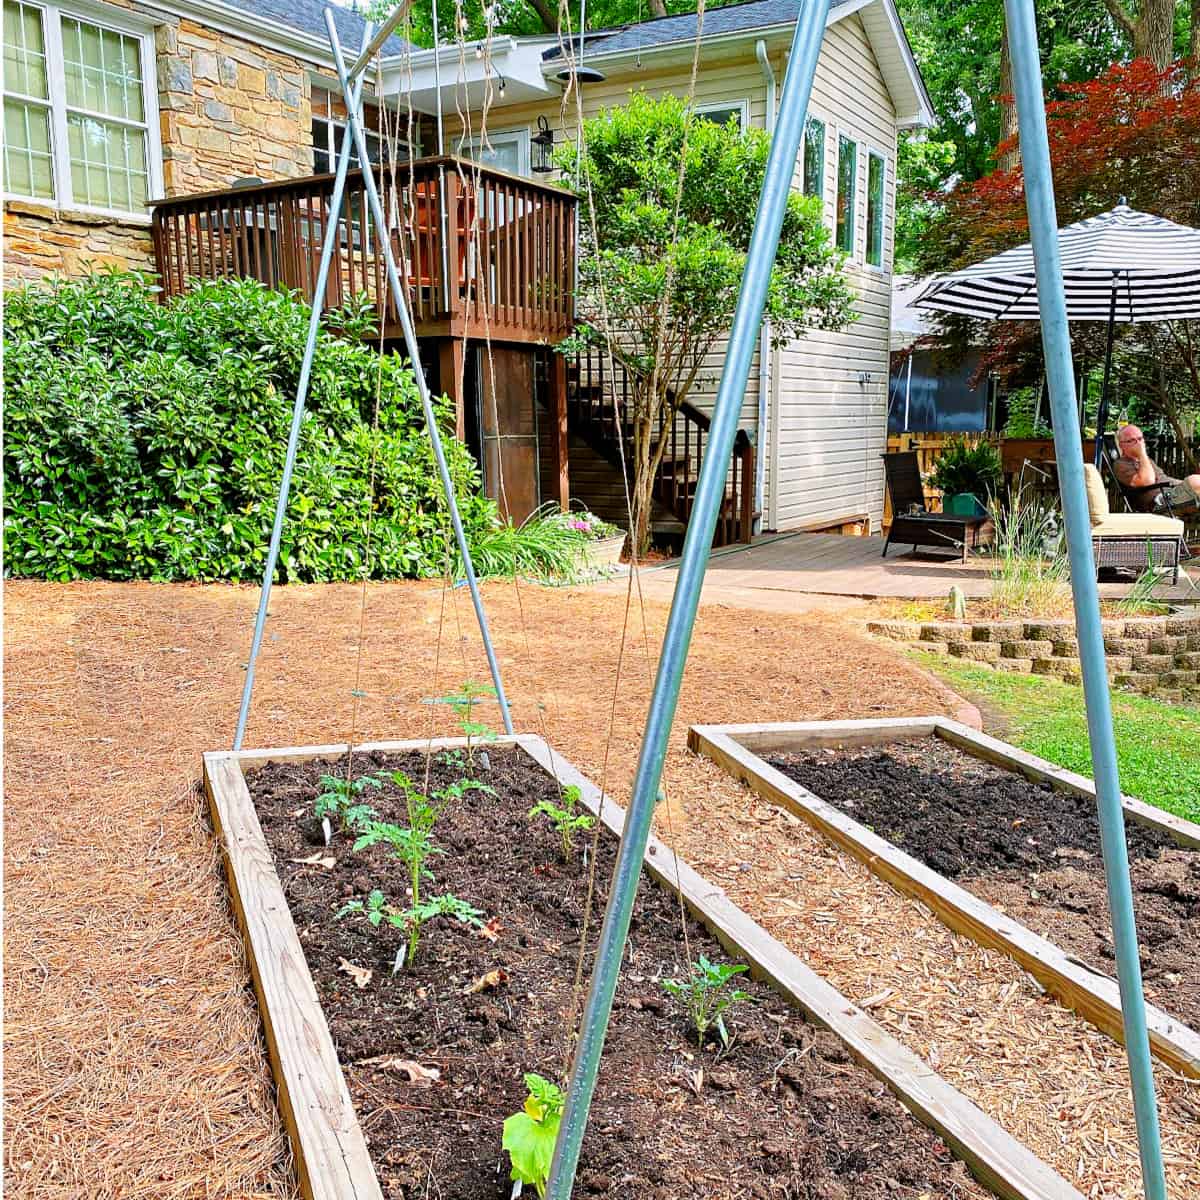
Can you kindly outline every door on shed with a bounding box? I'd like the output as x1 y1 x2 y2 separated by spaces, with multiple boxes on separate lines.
477 345 540 524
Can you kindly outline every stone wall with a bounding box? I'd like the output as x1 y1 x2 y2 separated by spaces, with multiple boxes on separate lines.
4 13 317 286
868 612 1200 702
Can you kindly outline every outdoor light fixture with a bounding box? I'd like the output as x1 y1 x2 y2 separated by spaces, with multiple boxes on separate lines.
556 64 606 82
531 115 555 173
496 73 506 95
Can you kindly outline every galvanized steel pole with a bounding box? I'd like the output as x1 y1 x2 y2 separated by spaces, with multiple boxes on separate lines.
544 1 832 1193
1005 1 1167 1195
326 10 514 736
233 31 373 751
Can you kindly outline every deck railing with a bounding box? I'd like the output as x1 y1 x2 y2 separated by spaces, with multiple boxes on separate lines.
150 156 577 343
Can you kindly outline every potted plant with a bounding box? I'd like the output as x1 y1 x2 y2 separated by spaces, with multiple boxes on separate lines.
563 510 627 568
929 438 1003 516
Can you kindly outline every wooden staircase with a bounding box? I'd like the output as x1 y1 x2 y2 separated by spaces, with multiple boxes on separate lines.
565 348 756 547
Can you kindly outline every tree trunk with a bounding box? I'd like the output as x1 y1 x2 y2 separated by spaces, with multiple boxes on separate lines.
526 0 559 34
1102 0 1175 71
630 398 656 558
648 0 668 16
997 21 1019 172
1192 0 1200 73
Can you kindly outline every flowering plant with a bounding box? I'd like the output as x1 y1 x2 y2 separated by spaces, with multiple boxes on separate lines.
561 509 623 541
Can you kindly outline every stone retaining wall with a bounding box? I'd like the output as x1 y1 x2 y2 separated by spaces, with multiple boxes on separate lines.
868 611 1200 702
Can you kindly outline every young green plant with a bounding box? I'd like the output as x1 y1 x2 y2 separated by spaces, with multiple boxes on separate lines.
528 783 594 861
345 770 484 967
314 772 383 843
429 681 498 770
661 955 752 1049
337 889 483 974
502 1073 565 1199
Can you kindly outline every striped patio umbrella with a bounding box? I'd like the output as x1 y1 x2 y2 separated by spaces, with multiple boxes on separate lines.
914 202 1200 462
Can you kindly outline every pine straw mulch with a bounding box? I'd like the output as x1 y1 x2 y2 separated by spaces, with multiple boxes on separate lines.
4 578 1197 1199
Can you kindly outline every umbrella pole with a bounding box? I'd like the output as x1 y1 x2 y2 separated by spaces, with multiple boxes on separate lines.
1094 275 1118 466
1006 3 1167 1197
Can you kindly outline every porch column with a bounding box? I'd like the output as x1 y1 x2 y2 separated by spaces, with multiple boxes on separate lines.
551 351 569 510
438 337 468 441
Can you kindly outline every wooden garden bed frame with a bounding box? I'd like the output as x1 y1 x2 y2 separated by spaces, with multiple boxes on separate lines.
204 733 1084 1200
688 717 1200 1080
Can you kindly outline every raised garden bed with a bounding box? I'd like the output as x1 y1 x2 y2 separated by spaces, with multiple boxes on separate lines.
690 719 1200 1080
204 734 1083 1200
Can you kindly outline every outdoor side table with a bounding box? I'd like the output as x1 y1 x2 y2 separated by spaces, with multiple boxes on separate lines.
883 512 995 563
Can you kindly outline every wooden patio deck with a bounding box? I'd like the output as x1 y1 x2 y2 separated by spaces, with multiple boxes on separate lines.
654 531 1199 603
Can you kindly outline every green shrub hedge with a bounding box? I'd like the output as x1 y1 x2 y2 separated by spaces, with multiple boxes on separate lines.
4 272 500 582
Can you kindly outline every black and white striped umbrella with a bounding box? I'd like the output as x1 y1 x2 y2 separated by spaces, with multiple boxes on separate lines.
914 202 1200 323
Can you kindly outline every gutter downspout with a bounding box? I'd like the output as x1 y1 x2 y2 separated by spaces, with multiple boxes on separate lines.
755 38 775 534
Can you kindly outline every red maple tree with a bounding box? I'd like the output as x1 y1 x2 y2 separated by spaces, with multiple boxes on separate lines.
918 59 1200 465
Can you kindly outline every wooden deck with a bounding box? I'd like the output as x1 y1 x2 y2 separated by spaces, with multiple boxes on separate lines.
655 532 1199 603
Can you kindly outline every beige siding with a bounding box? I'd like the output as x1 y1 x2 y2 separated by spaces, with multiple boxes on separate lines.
769 14 895 532
441 10 897 531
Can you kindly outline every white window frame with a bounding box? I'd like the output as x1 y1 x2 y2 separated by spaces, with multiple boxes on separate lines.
864 146 888 273
694 98 751 131
457 126 531 177
310 86 420 174
801 112 827 210
834 129 861 261
3 0 163 220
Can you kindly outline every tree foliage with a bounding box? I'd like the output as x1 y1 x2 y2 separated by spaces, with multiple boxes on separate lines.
556 92 854 551
917 59 1200 464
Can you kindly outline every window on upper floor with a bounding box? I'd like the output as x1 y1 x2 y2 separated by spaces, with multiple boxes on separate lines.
694 100 749 131
836 134 856 254
310 88 418 175
2 0 160 216
866 149 885 268
802 116 824 199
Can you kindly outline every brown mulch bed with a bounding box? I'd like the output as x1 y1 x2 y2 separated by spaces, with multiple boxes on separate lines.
3 580 950 1199
768 741 1200 1034
6 580 1199 1199
247 746 983 1200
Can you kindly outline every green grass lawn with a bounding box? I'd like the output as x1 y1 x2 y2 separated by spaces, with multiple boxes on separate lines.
911 652 1200 823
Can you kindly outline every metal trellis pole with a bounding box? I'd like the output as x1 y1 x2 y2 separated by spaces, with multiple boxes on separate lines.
1005 1 1167 1195
544 1 832 1194
325 8 514 736
233 28 374 751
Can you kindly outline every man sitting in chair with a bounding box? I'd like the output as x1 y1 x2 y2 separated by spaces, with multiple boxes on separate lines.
1113 425 1200 517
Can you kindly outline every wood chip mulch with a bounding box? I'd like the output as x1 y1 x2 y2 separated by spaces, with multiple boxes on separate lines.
5 577 1196 1199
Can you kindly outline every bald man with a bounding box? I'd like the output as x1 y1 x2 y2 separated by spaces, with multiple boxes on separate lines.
1113 426 1200 517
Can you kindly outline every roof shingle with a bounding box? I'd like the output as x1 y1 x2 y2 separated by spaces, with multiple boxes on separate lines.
218 0 411 56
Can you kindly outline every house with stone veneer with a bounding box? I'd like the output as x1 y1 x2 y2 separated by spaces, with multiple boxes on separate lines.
3 0 932 544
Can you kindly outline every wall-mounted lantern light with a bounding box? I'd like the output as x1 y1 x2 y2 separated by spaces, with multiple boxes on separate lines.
532 115 555 173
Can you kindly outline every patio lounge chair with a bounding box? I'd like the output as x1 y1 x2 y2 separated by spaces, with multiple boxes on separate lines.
882 451 994 563
1083 463 1183 584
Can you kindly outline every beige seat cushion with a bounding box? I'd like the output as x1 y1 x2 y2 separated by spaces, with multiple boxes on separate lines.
1091 512 1184 538
1082 463 1109 525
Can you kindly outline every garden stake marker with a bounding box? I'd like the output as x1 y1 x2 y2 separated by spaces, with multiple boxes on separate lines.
1004 0 1166 1194
545 0 834 1193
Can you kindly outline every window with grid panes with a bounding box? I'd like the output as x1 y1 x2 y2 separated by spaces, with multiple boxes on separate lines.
2 0 157 215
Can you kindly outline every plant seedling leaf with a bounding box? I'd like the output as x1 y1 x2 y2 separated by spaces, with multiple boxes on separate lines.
337 957 373 989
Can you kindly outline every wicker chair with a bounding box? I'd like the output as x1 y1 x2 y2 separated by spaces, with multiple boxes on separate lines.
1083 463 1183 584
882 451 994 563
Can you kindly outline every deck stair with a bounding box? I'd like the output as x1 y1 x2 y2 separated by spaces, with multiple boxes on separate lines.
565 348 755 547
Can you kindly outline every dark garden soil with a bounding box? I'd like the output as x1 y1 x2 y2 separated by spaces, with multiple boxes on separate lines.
769 739 1200 1032
246 746 986 1200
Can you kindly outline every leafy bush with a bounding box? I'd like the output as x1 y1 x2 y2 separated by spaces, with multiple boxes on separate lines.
4 270 504 582
928 438 1002 501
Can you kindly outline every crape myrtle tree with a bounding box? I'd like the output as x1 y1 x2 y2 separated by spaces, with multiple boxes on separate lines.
917 59 1200 468
555 92 855 555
